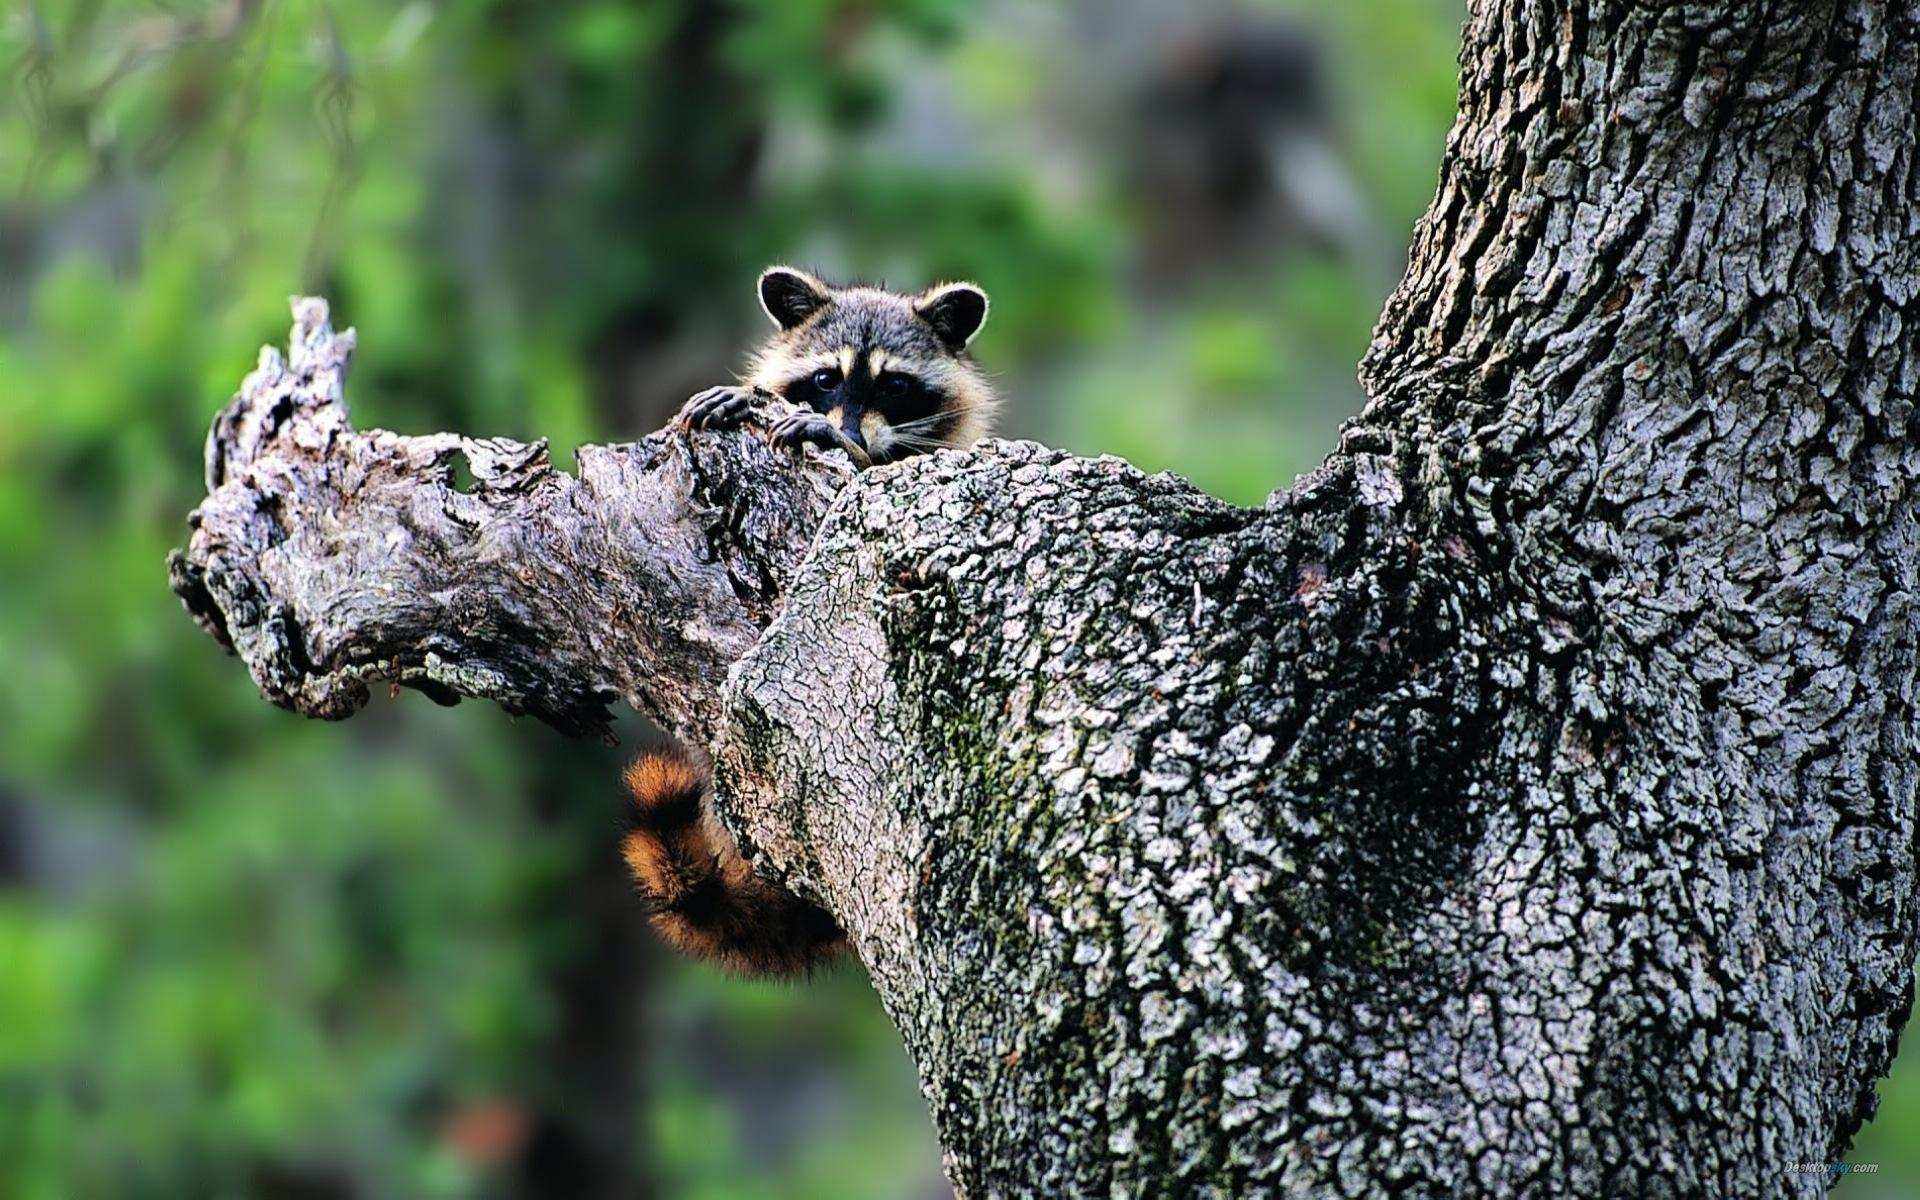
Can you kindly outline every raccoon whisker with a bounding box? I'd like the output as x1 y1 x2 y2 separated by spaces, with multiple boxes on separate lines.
887 414 952 431
884 432 946 450
885 432 949 453
883 420 953 441
883 423 945 441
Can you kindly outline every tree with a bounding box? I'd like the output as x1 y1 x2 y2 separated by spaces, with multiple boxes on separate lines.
170 2 1920 1195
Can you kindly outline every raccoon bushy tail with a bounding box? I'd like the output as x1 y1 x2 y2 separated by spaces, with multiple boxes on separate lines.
621 746 846 977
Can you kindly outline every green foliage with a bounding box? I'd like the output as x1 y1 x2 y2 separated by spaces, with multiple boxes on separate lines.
2 2 982 1193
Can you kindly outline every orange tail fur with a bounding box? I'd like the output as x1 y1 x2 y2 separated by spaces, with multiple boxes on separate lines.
621 747 846 977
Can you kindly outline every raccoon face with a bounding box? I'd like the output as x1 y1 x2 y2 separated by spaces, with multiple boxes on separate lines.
746 267 994 463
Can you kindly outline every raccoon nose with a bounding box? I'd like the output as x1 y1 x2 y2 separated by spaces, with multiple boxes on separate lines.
828 404 867 450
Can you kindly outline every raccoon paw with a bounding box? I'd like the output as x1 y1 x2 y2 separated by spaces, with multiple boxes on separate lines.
768 412 871 467
680 385 755 431
768 411 835 450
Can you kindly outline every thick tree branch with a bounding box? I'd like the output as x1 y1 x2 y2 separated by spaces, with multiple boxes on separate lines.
171 1 1920 1195
168 297 854 744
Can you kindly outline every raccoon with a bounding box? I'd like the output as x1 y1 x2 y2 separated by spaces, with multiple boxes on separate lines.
678 266 994 467
623 267 995 976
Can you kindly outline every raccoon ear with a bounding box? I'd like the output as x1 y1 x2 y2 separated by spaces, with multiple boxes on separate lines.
916 282 989 350
758 267 831 330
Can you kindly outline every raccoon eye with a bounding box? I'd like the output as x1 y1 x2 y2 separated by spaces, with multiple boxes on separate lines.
812 368 842 392
879 373 911 397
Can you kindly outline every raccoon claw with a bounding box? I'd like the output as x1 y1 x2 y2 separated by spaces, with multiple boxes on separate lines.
680 385 755 431
769 411 838 452
771 410 879 468
769 412 873 467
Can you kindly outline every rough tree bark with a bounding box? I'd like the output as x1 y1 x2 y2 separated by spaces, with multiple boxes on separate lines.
169 2 1920 1196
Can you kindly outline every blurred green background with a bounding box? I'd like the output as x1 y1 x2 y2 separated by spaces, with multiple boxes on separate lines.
1 1 1912 1197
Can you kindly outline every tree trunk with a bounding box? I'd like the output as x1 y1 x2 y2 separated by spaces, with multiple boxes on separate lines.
170 2 1920 1195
